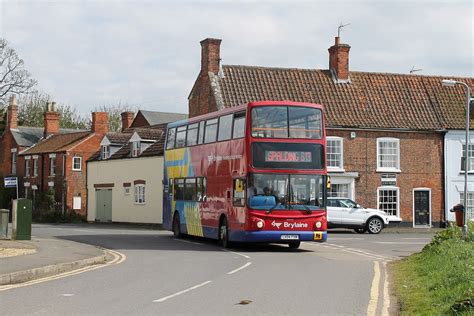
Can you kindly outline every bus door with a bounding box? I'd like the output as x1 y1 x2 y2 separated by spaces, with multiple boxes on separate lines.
233 178 246 224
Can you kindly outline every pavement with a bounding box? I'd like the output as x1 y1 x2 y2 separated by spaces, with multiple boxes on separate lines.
0 237 107 286
0 225 439 286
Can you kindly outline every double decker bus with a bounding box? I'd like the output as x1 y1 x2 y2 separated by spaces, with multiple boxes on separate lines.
163 101 328 248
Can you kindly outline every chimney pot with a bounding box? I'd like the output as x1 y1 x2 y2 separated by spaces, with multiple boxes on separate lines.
121 111 134 132
91 112 109 135
43 102 60 137
200 38 222 75
328 37 351 81
6 95 18 130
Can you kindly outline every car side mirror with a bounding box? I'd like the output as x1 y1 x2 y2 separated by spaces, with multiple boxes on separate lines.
356 204 361 208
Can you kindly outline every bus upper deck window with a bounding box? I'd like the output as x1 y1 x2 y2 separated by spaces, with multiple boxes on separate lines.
232 112 246 139
187 123 199 146
204 118 218 144
166 128 176 149
176 126 187 148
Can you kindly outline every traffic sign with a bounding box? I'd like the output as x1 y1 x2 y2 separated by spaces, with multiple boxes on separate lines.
4 177 18 188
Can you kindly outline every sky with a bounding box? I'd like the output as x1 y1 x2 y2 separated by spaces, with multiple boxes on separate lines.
0 0 472 116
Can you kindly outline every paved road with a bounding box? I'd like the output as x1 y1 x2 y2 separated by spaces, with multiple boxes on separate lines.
0 224 434 315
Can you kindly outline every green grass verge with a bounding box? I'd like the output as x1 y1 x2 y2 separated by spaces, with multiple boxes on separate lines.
392 223 474 315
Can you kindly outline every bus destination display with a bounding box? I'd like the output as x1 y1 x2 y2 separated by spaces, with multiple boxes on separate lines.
265 150 312 163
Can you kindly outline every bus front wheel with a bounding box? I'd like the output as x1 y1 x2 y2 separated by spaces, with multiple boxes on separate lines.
173 213 182 238
219 217 230 248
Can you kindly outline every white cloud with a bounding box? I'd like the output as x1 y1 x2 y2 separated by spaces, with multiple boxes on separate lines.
0 0 472 115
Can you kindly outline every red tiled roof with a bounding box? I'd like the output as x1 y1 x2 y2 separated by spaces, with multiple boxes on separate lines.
217 65 473 130
20 131 91 155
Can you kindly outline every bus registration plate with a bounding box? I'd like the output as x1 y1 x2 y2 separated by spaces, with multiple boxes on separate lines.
281 235 299 240
314 232 323 240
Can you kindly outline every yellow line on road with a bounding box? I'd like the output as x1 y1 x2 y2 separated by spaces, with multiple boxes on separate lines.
382 262 390 316
367 261 381 316
0 248 126 291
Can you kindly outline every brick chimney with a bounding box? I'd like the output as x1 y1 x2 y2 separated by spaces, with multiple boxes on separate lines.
121 111 134 132
200 38 222 75
43 101 60 138
6 95 18 130
91 112 109 135
328 36 351 82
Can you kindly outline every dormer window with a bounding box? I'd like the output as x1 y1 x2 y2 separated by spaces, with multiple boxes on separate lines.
131 141 140 157
101 145 110 160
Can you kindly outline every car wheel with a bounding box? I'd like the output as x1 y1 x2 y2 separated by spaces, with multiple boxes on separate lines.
172 213 182 238
354 228 366 234
367 217 383 234
288 241 301 249
219 217 230 248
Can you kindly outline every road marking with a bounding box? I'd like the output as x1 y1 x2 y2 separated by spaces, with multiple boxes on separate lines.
374 241 427 245
0 248 126 291
382 262 390 316
153 281 212 302
327 237 365 240
222 249 250 259
227 262 252 275
306 242 395 261
61 294 74 297
367 261 381 316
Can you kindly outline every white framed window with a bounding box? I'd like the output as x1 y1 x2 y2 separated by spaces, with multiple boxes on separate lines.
378 186 399 216
11 152 17 174
50 157 56 176
134 184 145 204
25 159 30 177
327 137 344 170
33 158 38 177
131 142 140 157
461 144 474 172
377 138 400 172
459 192 474 221
328 183 350 198
101 145 110 160
72 157 82 171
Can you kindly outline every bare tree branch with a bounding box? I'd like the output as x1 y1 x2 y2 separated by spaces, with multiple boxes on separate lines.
0 38 37 107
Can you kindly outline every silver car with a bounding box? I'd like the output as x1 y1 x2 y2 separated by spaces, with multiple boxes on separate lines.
327 197 390 234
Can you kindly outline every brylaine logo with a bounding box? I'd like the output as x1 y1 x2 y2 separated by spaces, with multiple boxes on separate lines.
271 221 282 229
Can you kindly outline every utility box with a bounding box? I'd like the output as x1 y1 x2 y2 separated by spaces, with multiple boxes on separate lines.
12 199 32 240
0 209 9 239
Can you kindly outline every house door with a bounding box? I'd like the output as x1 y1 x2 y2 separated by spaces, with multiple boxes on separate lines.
413 189 430 227
96 189 112 222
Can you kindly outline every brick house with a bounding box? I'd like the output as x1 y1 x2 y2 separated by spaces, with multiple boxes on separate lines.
17 106 108 217
0 96 81 208
188 37 473 228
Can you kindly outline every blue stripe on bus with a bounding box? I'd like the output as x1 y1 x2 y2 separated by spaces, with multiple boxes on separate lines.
229 230 328 243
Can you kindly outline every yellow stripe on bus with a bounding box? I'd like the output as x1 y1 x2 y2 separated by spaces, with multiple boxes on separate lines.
165 148 186 161
185 202 203 237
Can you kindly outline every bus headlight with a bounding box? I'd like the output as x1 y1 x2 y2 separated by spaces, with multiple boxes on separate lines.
315 221 322 229
256 220 264 229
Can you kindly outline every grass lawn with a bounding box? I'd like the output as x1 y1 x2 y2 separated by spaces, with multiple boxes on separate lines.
392 223 474 315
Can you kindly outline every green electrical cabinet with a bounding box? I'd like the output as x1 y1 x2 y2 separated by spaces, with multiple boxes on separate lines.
12 198 32 240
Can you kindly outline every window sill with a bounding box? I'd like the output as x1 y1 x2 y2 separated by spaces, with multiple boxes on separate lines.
376 168 401 173
327 168 345 173
134 203 146 205
72 169 82 172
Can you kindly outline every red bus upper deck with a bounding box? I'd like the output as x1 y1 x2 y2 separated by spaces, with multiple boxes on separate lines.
163 101 328 248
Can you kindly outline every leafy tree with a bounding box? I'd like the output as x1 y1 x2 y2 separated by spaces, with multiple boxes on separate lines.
94 103 137 132
17 92 88 129
0 38 37 107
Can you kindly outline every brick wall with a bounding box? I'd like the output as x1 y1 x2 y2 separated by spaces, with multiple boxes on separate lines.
328 129 444 225
0 131 17 177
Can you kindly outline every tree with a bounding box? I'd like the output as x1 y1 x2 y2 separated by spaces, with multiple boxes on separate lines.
94 103 137 132
17 92 89 129
0 38 37 107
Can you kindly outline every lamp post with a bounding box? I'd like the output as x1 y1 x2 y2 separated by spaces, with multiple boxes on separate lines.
442 79 472 238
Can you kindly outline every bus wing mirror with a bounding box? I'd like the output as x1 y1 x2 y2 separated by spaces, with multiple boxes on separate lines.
202 195 207 202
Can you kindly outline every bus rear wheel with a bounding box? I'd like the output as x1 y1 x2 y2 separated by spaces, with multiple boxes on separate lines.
219 217 230 248
288 241 301 249
173 213 182 238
